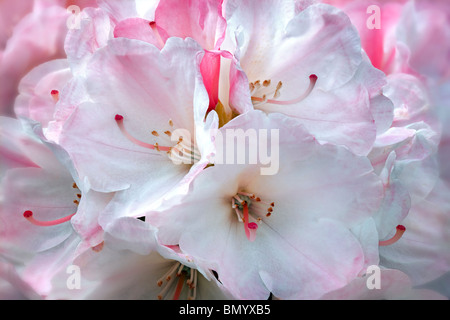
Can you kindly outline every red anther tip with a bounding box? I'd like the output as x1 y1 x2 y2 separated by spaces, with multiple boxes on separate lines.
149 21 156 26
310 74 318 81
115 114 124 121
397 225 406 231
50 90 59 95
23 210 33 218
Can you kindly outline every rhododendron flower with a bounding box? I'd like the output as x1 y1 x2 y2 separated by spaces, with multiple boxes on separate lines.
219 1 394 156
46 217 231 300
147 110 384 299
59 37 218 228
0 117 110 295
0 0 97 117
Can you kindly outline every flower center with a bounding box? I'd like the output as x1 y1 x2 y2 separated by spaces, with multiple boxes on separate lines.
22 183 80 227
114 114 201 165
156 262 198 300
250 74 317 106
232 191 275 242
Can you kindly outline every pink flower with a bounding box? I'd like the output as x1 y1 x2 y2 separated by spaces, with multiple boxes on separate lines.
59 37 218 228
0 0 96 116
321 268 447 300
46 217 231 300
0 116 110 296
219 0 391 156
147 110 384 299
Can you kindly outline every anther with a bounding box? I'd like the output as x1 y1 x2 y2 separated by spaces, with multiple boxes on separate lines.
251 75 317 105
115 114 171 152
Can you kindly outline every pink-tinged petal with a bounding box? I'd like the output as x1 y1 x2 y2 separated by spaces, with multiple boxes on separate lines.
380 179 450 286
321 268 446 300
0 117 67 175
0 1 33 48
96 0 158 23
155 0 226 50
323 0 407 73
0 167 75 253
14 59 72 130
374 179 411 240
59 37 211 219
64 7 112 75
384 73 439 131
70 189 113 249
0 117 40 175
0 5 69 116
225 2 383 155
103 217 157 255
350 218 380 271
226 2 362 92
19 232 82 296
224 54 254 115
0 261 42 300
396 1 450 79
200 50 222 112
113 18 166 49
47 240 230 300
149 110 384 299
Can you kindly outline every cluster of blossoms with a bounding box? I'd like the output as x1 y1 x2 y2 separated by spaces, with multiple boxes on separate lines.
1 0 449 300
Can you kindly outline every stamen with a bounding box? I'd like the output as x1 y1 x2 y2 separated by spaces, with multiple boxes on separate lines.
187 271 197 300
23 210 75 227
115 114 171 152
157 262 180 286
148 21 166 48
379 225 406 246
251 74 317 105
237 191 255 199
157 275 176 300
50 90 59 102
172 271 186 300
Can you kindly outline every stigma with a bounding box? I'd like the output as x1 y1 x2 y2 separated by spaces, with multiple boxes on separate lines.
232 191 275 241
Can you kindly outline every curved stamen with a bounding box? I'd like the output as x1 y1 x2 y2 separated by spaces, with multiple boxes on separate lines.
23 210 75 227
115 114 171 152
251 74 317 105
187 270 198 300
379 225 406 246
